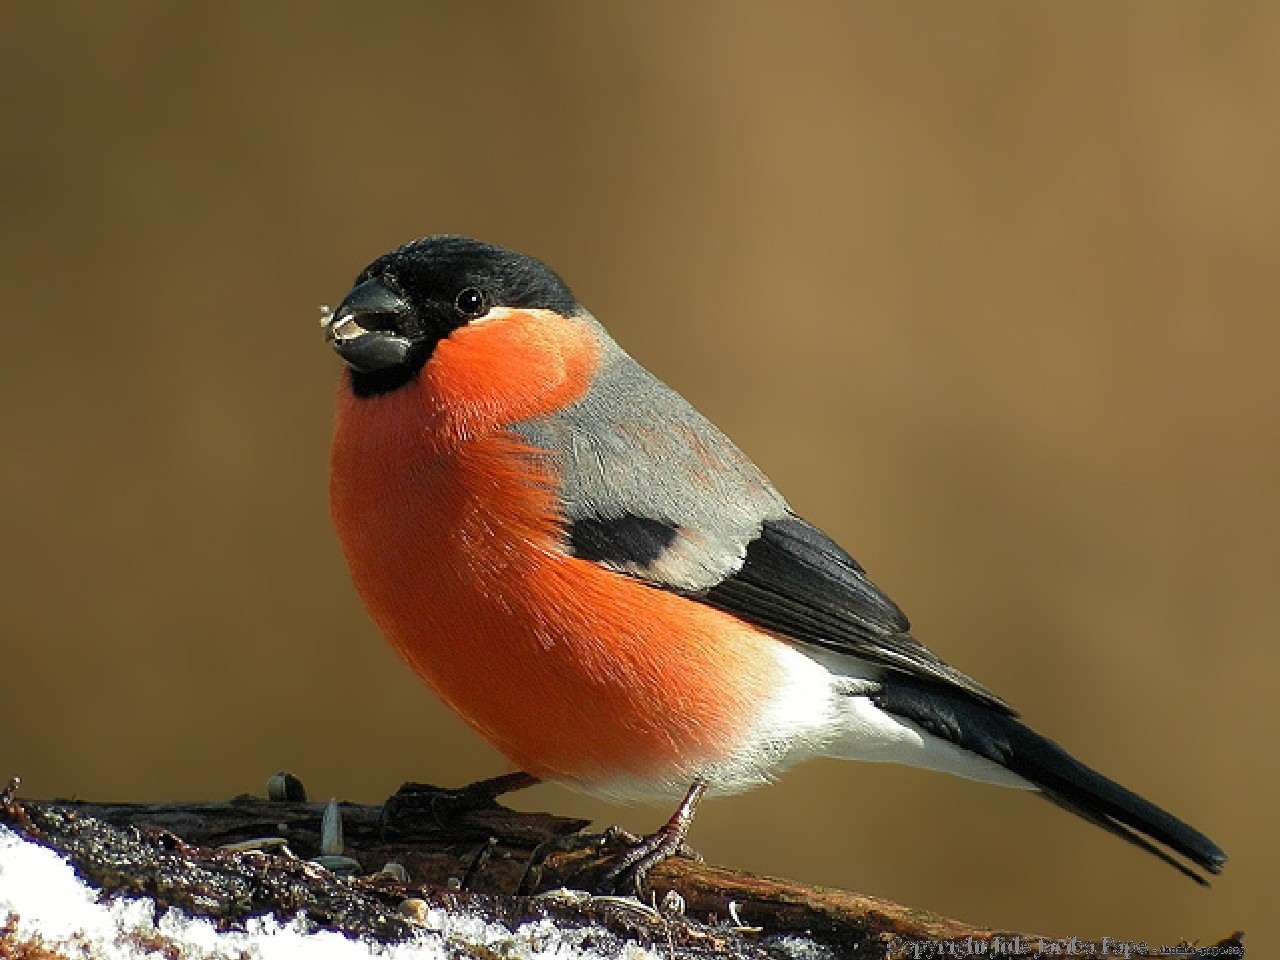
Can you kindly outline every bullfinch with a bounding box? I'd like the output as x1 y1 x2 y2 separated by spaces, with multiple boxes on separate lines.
324 235 1226 892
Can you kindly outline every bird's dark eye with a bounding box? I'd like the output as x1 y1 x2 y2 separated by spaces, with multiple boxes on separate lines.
454 287 487 319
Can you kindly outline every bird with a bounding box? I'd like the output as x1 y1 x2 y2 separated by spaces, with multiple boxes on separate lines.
323 235 1226 893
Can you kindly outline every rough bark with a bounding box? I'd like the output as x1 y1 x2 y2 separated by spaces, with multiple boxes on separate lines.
0 782 1243 959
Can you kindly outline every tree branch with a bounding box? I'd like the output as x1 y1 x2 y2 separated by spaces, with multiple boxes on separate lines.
0 782 1242 959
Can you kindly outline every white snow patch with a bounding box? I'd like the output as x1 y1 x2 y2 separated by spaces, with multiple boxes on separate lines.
0 826 659 959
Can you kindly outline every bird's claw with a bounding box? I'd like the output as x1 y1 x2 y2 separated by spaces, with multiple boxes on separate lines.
595 823 699 896
379 782 460 836
517 823 699 897
379 772 540 839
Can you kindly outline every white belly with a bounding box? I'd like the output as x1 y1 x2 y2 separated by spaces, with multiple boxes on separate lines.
585 639 1033 802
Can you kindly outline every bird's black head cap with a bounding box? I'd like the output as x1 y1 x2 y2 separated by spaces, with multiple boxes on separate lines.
325 236 580 398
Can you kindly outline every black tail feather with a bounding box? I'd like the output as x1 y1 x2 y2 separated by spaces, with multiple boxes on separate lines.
870 680 1227 882
1042 793 1210 886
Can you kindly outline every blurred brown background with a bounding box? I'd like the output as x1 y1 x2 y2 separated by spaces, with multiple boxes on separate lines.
1 0 1274 947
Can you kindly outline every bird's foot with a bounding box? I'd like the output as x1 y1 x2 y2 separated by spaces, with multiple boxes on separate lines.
593 821 703 896
516 823 702 896
582 783 708 897
379 771 539 836
597 825 701 862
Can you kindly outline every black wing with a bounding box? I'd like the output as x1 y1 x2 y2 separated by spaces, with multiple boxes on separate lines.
702 514 1013 713
565 504 1013 713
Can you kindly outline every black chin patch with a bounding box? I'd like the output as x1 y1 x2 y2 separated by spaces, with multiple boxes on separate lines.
349 365 417 398
347 341 433 398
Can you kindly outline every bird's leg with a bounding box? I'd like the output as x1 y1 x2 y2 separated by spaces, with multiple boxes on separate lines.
442 770 542 809
380 771 541 832
597 780 707 896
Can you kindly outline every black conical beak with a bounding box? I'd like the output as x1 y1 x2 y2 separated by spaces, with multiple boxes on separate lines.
323 278 415 372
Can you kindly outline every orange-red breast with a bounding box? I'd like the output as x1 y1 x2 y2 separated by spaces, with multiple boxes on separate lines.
325 236 1225 890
